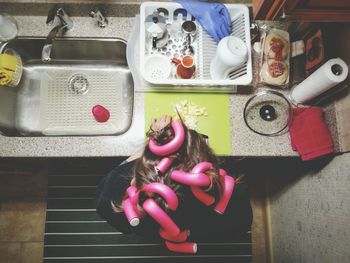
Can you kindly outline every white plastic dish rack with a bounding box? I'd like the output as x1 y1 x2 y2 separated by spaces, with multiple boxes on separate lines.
139 2 252 89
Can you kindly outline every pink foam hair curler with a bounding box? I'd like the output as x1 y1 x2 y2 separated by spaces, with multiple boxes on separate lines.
159 229 189 243
165 241 197 254
148 120 185 156
214 169 235 214
190 186 215 206
219 168 228 177
126 186 139 207
142 199 180 237
171 170 211 187
191 162 213 173
187 162 215 205
142 183 179 211
156 157 175 174
126 185 138 198
122 198 140 227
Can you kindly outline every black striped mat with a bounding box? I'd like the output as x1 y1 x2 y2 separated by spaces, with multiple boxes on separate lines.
44 159 252 263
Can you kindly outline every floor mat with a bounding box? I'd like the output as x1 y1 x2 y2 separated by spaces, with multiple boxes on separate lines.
44 160 252 263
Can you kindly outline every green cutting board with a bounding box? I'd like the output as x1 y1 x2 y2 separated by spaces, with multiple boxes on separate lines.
144 93 232 155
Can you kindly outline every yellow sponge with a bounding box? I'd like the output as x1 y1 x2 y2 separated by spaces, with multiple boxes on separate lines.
0 54 17 71
0 69 13 85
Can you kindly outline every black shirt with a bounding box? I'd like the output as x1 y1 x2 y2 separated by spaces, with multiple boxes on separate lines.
96 160 253 242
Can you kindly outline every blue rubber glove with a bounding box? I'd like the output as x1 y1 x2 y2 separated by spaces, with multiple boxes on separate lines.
175 0 232 43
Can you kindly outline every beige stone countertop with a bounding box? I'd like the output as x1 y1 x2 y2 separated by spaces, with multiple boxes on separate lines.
0 13 297 157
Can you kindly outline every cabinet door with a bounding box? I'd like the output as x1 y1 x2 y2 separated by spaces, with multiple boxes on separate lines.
253 0 350 21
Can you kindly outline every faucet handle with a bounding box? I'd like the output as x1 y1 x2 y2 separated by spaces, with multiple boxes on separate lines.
56 8 73 30
46 7 73 30
56 8 68 19
89 7 100 17
89 7 108 28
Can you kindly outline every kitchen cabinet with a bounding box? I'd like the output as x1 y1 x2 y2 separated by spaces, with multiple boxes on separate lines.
253 0 350 22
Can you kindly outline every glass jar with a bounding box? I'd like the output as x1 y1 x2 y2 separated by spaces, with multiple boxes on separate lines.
0 13 18 42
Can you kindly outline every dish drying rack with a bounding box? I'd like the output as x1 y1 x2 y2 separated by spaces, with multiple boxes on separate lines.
139 2 252 90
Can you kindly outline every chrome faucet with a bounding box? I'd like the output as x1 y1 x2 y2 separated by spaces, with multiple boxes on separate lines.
89 7 108 28
42 7 73 62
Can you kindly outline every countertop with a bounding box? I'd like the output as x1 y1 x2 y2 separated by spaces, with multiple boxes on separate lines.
0 8 299 157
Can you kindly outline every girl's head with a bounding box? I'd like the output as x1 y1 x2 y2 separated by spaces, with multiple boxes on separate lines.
133 116 222 210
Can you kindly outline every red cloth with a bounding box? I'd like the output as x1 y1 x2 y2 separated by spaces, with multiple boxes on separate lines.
289 107 334 161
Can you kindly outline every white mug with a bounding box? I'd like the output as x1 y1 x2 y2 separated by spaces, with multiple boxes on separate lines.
210 36 248 80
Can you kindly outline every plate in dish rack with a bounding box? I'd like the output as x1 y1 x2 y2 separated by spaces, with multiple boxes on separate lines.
140 2 253 87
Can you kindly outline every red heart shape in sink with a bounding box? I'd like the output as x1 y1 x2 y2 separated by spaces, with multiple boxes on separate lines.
92 105 110 122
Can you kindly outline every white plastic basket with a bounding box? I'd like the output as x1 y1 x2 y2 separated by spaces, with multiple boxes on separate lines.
139 2 252 89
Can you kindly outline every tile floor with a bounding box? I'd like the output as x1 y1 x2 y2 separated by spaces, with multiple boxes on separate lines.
0 163 47 263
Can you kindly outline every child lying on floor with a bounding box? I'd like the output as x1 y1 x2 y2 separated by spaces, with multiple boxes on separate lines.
96 115 252 253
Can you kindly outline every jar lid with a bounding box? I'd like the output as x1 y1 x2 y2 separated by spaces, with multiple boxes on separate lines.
243 90 292 136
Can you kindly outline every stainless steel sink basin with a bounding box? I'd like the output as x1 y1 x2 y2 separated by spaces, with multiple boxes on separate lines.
0 37 133 136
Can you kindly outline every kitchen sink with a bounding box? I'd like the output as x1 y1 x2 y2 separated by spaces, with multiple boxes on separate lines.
0 37 134 136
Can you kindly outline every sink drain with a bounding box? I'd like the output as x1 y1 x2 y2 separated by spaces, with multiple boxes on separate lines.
68 73 89 94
